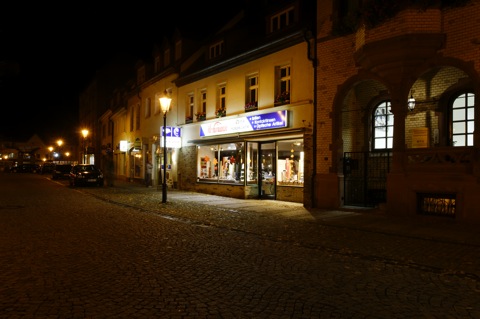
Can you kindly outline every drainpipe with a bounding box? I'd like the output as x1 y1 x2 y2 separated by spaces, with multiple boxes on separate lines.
304 27 317 209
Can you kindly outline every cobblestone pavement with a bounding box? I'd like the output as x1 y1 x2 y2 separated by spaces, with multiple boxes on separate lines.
1 175 480 318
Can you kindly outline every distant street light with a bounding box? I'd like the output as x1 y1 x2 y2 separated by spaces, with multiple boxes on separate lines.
159 91 172 204
57 139 63 160
81 129 89 164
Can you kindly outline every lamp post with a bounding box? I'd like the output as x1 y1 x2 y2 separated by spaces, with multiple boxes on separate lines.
81 129 89 164
159 91 172 203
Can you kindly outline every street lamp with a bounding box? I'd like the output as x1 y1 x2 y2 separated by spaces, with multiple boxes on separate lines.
81 129 89 164
57 139 63 161
159 91 172 203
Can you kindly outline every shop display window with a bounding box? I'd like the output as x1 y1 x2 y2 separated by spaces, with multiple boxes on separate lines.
276 140 304 187
197 142 244 184
246 142 258 185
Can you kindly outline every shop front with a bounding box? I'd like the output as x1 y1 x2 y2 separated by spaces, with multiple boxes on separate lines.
190 110 306 203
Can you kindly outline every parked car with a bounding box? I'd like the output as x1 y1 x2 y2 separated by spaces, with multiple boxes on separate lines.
39 162 55 174
69 164 104 187
52 164 72 180
12 163 39 173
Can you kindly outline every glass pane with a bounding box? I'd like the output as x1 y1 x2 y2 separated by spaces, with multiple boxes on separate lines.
467 93 474 106
453 122 465 134
218 142 244 184
386 137 393 149
375 139 386 149
467 107 474 120
246 142 258 185
386 126 394 137
452 95 465 108
197 145 219 182
467 134 474 146
453 135 465 147
388 114 394 125
467 121 474 133
452 109 465 121
277 140 304 187
375 127 386 137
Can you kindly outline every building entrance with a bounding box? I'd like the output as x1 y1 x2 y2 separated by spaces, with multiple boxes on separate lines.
259 142 276 199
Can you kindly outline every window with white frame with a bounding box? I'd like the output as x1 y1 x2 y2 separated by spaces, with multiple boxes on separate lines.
130 106 134 132
145 98 151 118
373 101 394 150
187 93 194 121
200 89 207 114
209 40 224 59
275 65 290 105
451 92 475 146
154 93 161 115
217 84 226 112
270 6 295 33
246 74 258 108
135 104 141 130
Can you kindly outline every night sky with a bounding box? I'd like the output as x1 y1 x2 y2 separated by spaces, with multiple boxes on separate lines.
0 2 244 144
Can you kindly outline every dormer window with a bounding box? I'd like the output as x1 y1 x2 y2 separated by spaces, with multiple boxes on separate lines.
209 40 224 59
137 66 145 85
154 56 161 73
164 48 170 66
270 6 295 33
175 40 182 61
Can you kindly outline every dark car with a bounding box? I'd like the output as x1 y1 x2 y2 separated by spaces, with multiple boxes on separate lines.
39 162 55 174
52 164 72 180
69 164 104 187
12 163 39 173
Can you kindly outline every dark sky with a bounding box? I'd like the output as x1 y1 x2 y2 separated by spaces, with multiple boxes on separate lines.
0 2 244 143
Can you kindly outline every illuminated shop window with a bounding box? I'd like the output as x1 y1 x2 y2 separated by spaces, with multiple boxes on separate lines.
276 140 304 187
197 142 244 184
246 142 258 185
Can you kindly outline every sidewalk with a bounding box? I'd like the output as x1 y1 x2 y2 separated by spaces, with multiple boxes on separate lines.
92 179 480 247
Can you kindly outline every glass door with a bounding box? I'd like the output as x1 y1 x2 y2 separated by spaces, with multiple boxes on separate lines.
259 142 276 199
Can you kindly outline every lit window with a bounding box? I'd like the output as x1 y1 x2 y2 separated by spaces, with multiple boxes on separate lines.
373 101 394 149
197 143 244 184
451 92 475 146
275 65 290 105
246 74 258 110
217 84 226 115
145 98 151 118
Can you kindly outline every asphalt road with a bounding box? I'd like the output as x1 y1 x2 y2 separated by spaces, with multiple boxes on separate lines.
1 173 479 318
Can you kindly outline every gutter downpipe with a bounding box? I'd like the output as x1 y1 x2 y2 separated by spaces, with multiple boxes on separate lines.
304 26 317 209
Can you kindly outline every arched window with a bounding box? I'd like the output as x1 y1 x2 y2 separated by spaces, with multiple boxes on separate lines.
373 100 394 150
451 92 474 147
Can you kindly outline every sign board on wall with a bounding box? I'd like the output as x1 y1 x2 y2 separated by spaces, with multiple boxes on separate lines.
411 127 429 148
199 110 288 137
160 126 182 148
119 140 128 152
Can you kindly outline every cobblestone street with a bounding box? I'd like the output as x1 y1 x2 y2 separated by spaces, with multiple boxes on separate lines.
1 174 479 318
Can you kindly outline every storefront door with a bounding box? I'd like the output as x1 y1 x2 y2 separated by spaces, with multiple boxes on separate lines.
259 142 276 199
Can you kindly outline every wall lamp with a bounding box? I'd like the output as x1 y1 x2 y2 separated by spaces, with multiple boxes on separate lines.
407 93 416 111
